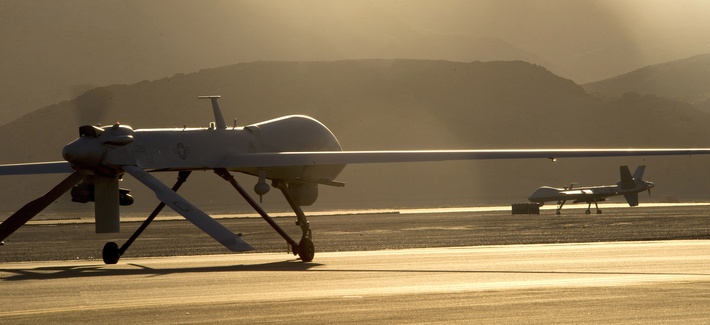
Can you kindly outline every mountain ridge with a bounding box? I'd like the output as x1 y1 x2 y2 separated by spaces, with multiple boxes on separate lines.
2 59 709 215
583 53 710 109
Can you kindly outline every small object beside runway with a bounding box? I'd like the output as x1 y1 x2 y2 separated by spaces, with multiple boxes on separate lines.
511 203 540 215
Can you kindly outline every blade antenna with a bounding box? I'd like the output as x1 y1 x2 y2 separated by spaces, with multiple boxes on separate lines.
198 96 226 130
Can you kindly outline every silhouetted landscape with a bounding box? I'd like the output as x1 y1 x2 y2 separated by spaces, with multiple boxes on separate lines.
3 1 710 216
583 53 710 112
2 59 710 215
4 1 710 124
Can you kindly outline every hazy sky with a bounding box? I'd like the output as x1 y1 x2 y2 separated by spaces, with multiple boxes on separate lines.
2 0 710 122
375 0 710 65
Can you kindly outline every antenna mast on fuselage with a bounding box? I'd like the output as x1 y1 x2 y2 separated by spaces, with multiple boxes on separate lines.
198 95 227 130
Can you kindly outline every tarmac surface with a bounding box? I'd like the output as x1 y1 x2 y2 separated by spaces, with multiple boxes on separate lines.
1 203 710 323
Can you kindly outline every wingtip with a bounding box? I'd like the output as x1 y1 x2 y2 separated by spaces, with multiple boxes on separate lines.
220 237 254 252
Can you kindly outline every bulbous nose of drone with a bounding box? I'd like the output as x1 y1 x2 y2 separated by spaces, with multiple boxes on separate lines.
62 136 104 169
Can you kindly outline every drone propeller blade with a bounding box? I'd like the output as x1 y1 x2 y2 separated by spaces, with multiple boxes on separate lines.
122 166 253 251
0 170 86 242
74 87 112 125
0 161 74 175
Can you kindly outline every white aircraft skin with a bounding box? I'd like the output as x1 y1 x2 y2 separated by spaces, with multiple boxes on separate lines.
1 96 709 264
528 166 654 215
106 115 347 182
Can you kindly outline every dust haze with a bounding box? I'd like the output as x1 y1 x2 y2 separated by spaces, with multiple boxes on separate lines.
2 1 710 212
2 0 710 123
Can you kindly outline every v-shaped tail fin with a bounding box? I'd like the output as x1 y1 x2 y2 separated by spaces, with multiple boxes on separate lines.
619 165 635 189
623 192 640 206
632 165 646 180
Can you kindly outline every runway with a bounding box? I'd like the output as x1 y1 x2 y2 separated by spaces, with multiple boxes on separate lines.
2 240 709 324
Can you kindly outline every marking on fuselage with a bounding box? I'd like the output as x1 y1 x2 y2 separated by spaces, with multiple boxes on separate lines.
172 200 191 212
173 143 190 160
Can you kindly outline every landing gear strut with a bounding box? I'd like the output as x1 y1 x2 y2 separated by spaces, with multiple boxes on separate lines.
585 201 602 215
555 200 567 215
214 169 315 262
100 169 316 264
102 171 192 264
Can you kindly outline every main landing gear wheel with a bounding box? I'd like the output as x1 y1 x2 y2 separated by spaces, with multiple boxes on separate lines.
298 237 315 262
597 210 603 214
102 241 120 264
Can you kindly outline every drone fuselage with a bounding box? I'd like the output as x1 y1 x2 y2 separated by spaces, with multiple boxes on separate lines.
71 115 346 182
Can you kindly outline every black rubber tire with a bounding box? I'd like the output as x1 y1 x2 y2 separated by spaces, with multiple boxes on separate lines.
298 237 315 262
102 241 120 265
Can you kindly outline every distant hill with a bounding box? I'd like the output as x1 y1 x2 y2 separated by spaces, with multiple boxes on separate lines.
0 2 569 128
2 60 710 216
583 53 710 111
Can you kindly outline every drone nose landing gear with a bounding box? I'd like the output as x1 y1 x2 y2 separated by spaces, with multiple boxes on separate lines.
100 168 316 264
555 200 566 215
102 171 192 264
214 168 315 262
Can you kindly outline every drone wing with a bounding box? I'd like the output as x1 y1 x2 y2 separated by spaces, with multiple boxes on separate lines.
1 148 708 248
215 148 710 168
2 149 707 174
0 161 74 175
123 166 253 251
